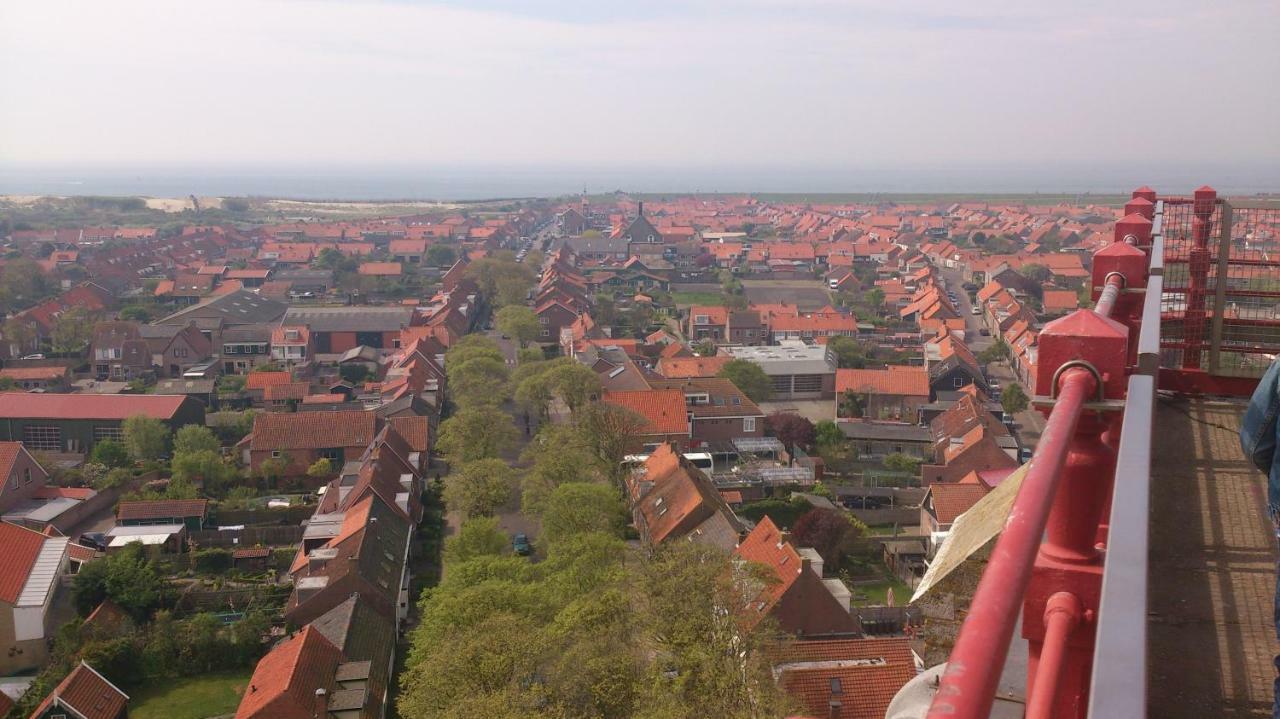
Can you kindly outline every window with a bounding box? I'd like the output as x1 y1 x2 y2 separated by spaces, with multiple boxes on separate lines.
271 450 282 458
93 426 124 443
23 468 32 484
539 316 549 325
540 329 550 337
392 338 402 349
953 376 967 388
174 347 188 358
743 417 756 432
225 345 239 354
320 448 342 461
22 425 61 452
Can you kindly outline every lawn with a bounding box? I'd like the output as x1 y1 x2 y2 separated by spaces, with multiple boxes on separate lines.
129 669 253 719
849 572 913 607
670 291 724 306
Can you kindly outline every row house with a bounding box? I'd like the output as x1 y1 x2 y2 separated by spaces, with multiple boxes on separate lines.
647 377 766 446
626 444 744 551
920 393 1019 485
835 366 930 422
924 333 988 397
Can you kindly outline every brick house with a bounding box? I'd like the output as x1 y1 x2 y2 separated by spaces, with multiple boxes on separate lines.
733 517 858 637
920 394 1018 485
626 444 744 551
0 522 70 674
242 410 381 480
0 442 48 516
29 661 128 719
647 377 765 447
687 305 729 342
602 389 692 452
534 299 580 344
835 366 930 421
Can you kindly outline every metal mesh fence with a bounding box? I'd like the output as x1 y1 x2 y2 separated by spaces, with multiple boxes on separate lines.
1160 199 1280 377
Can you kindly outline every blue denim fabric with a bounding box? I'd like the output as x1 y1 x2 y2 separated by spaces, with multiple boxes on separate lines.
1241 359 1280 718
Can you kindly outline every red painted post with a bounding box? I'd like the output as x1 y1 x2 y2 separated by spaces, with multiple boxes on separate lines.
1022 309 1128 718
1092 240 1148 367
1113 212 1153 247
1132 186 1157 203
1026 592 1084 719
1123 196 1155 221
1182 185 1217 369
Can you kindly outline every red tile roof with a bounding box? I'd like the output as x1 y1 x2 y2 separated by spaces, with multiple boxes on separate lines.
603 389 690 436
776 637 916 719
0 522 46 604
0 366 68 381
0 393 190 421
249 410 379 451
245 371 293 391
0 442 32 484
388 416 431 453
264 382 311 401
1042 289 1080 313
836 366 930 397
928 483 991 524
357 261 403 276
32 661 129 719
656 355 731 379
236 626 343 719
116 499 208 522
733 516 802 616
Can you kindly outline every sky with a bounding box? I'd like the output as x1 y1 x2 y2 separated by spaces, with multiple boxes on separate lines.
1 0 1278 193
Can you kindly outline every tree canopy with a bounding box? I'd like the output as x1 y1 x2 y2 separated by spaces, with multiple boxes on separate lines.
122 415 170 461
495 305 540 348
437 406 520 464
717 359 772 402
1001 382 1030 415
444 459 517 518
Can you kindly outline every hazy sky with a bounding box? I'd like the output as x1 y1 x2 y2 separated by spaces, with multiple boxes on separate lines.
2 0 1278 173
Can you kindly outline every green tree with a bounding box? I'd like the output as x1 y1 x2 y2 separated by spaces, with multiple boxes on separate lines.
717 359 772 402
693 339 717 357
0 376 15 392
306 457 334 480
444 516 510 563
170 449 236 496
173 424 220 455
444 459 517 518
883 452 922 474
466 254 537 308
51 306 96 355
541 483 627 545
122 414 170 461
1001 382 1030 415
72 543 168 621
118 305 153 322
520 425 599 514
574 403 648 487
448 355 511 408
814 419 844 449
90 439 130 468
978 340 1011 365
827 335 868 369
495 305 540 347
426 244 457 267
0 258 55 311
437 406 520 464
1022 263 1052 285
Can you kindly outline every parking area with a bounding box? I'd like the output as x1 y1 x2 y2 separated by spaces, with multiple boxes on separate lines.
742 280 833 310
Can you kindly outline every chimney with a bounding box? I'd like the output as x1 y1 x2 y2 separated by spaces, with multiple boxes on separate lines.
637 201 644 217
828 699 843 719
314 687 328 718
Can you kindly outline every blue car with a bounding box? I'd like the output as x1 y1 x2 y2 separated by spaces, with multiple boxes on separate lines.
512 533 532 556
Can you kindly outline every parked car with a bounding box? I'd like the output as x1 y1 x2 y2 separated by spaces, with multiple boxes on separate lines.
979 328 991 336
971 305 982 315
78 532 108 552
512 533 532 556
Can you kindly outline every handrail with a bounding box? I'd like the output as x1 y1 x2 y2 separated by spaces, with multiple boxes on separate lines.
925 368 1097 719
1086 371 1154 718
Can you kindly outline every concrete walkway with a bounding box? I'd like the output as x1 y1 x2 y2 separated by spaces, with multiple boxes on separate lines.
1148 396 1275 718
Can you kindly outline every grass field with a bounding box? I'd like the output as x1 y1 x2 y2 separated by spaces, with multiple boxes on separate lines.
670 291 724 306
129 670 253 719
850 572 914 607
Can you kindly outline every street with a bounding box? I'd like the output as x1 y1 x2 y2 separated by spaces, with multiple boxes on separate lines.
937 267 1044 450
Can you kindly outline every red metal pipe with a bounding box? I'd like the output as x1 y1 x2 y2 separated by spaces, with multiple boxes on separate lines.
1026 593 1084 719
925 368 1097 719
1092 274 1124 319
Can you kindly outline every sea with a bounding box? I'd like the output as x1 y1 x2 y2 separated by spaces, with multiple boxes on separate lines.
1 163 1277 202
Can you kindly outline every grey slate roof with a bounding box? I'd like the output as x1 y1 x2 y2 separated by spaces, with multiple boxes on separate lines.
283 307 413 333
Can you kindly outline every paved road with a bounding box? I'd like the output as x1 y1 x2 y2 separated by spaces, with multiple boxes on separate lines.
440 328 543 565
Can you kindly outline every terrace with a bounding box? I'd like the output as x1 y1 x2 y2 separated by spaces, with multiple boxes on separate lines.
892 188 1280 718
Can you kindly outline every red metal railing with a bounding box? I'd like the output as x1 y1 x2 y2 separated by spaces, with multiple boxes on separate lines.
924 186 1263 718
